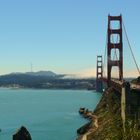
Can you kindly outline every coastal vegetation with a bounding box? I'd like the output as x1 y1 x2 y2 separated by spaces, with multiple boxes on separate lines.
77 84 140 140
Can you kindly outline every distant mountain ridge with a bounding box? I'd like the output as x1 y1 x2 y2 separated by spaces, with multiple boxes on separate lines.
10 71 58 77
26 71 57 77
0 71 95 89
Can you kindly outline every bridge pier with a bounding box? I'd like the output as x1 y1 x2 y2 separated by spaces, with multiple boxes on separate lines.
128 89 140 120
118 81 140 127
121 83 126 132
120 81 140 120
96 80 103 93
121 82 130 132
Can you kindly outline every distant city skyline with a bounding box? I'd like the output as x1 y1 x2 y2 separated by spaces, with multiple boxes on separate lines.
0 0 140 78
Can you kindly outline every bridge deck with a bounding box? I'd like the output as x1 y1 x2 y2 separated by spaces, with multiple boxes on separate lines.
100 78 140 93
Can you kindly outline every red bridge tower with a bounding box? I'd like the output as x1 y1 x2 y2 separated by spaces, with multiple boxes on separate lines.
107 15 123 86
96 55 103 92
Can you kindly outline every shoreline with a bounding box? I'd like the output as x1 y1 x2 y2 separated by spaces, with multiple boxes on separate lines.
0 86 96 91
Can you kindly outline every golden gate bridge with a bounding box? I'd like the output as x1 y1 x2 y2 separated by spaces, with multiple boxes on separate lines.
96 15 140 93
95 15 140 131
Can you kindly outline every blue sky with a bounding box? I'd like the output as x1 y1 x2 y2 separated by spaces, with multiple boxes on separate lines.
0 0 139 77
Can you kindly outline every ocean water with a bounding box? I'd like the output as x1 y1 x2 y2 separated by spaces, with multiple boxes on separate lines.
0 88 101 140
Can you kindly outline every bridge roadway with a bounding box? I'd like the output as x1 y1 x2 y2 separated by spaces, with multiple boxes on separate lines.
100 78 140 93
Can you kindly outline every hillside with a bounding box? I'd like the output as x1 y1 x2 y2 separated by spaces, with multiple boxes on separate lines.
77 86 140 140
0 73 95 89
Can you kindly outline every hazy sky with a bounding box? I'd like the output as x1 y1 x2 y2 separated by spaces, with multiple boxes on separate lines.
0 0 140 77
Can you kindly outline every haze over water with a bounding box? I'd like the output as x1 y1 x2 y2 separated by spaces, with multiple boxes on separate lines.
0 89 101 140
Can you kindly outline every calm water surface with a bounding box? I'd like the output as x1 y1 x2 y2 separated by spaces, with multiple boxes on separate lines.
0 88 101 140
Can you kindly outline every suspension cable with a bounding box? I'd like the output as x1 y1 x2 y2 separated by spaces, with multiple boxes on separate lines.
103 30 107 78
122 20 140 76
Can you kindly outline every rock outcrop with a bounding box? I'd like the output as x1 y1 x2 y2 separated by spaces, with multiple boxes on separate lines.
13 126 32 140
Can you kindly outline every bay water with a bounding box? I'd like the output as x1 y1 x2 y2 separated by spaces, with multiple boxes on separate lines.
0 88 101 140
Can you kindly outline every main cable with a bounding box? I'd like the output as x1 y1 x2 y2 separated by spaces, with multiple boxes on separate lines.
122 20 140 76
103 30 107 78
